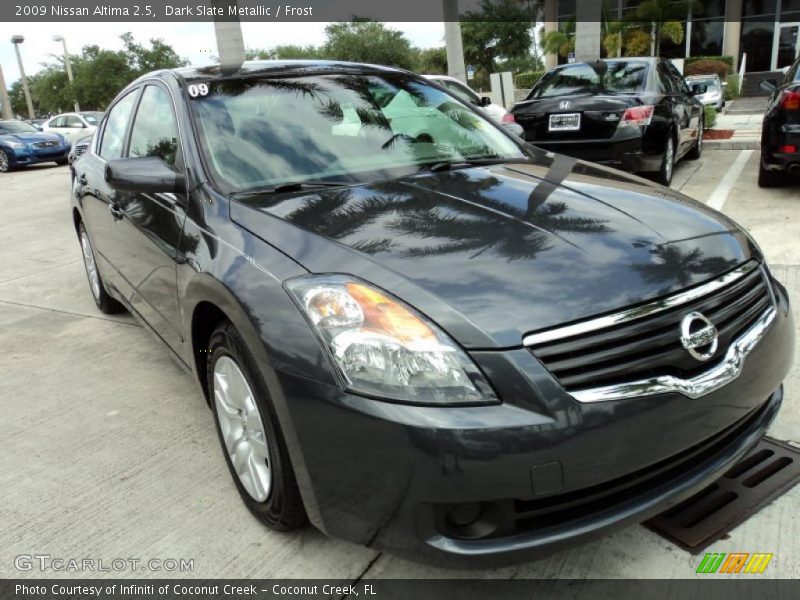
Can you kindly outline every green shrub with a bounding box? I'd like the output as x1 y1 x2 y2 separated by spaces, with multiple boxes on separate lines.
724 75 740 100
515 70 545 89
685 59 729 79
685 55 734 75
704 105 717 130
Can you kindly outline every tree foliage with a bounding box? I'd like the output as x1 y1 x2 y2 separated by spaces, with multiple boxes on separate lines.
322 21 416 69
10 33 187 116
461 0 536 87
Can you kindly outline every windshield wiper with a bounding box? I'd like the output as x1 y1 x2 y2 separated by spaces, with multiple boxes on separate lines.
424 157 528 173
232 181 350 197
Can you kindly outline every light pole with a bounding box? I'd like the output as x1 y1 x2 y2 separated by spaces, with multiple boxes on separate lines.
11 35 35 119
0 65 13 120
53 35 80 112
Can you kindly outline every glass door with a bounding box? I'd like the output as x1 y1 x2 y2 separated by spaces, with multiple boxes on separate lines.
775 23 800 71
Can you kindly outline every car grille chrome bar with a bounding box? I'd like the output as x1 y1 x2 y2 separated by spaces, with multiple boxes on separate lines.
522 261 776 403
523 261 758 347
570 305 776 403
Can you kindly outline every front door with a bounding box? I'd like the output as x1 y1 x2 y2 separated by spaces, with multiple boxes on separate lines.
111 83 187 353
775 24 800 71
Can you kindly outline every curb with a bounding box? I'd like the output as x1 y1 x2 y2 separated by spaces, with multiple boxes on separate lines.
704 138 760 150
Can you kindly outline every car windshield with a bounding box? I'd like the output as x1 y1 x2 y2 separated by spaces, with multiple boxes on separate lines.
80 112 103 125
0 121 38 134
189 72 525 193
691 78 721 91
532 61 648 98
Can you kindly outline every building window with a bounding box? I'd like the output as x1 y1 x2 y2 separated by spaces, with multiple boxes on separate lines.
741 20 777 71
743 0 778 16
691 18 725 56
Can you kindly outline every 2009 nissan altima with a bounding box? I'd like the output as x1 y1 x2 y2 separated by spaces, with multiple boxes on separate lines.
71 61 794 567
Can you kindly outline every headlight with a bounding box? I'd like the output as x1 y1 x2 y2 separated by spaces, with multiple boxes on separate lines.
286 275 497 405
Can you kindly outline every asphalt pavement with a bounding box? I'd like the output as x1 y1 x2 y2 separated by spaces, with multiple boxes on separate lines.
0 152 798 579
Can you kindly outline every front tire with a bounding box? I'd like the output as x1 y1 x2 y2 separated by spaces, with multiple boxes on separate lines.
79 223 125 314
656 135 676 186
56 158 68 166
0 149 10 172
208 321 307 531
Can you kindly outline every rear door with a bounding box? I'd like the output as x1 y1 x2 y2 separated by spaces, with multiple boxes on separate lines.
664 61 697 154
110 82 187 352
73 88 140 299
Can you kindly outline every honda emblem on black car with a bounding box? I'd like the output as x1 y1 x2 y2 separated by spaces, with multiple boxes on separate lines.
559 100 570 109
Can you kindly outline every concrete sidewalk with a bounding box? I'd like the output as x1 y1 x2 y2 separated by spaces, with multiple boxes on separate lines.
705 109 763 151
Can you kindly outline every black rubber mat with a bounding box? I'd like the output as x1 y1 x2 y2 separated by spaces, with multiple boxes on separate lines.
645 436 800 553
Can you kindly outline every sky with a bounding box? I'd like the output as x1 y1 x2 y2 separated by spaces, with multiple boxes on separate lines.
0 21 447 86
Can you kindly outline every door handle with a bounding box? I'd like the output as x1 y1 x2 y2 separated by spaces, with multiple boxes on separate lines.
109 203 124 221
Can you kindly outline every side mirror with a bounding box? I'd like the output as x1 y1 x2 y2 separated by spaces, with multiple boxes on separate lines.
759 79 778 93
722 81 728 87
105 157 185 194
480 96 492 107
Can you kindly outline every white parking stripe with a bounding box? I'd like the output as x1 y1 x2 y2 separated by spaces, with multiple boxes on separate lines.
705 150 753 212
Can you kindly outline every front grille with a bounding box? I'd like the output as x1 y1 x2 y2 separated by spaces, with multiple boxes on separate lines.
34 140 59 148
75 145 87 156
527 263 772 392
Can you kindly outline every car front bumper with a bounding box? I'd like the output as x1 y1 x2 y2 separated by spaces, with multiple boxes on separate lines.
269 277 794 568
8 146 69 167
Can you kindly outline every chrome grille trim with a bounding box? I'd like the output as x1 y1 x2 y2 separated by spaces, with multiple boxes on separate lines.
522 261 759 347
571 305 776 403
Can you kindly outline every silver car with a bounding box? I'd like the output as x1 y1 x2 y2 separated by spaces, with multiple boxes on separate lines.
686 74 726 111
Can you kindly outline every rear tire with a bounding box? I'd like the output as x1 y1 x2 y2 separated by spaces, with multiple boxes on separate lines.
208 321 308 532
656 135 676 186
758 160 785 188
687 119 703 160
78 223 125 314
56 158 68 166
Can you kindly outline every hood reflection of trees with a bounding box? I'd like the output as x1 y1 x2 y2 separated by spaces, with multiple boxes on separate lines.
280 170 613 261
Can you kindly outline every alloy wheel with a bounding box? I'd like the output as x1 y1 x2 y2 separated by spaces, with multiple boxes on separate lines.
80 230 101 300
213 355 272 502
0 150 8 172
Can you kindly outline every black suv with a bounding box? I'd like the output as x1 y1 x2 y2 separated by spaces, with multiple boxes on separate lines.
759 55 800 186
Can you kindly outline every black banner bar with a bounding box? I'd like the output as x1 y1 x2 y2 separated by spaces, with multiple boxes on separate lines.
4 579 800 600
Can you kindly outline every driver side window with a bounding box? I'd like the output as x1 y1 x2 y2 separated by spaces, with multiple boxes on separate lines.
127 85 180 167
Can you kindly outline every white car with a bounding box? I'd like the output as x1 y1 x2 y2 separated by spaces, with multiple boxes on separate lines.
42 111 104 145
685 75 726 111
422 74 524 137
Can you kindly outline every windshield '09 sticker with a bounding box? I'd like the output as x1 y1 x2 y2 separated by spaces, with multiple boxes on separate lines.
187 84 209 98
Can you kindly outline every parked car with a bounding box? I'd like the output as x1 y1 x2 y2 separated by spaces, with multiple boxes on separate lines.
42 111 104 145
72 61 793 568
68 134 93 166
423 74 524 137
686 74 726 111
25 118 47 131
511 58 706 186
757 54 800 187
0 120 70 172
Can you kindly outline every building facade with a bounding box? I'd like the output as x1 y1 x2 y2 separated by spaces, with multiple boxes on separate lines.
543 0 800 74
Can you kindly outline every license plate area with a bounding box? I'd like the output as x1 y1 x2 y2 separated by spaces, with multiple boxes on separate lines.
549 113 581 131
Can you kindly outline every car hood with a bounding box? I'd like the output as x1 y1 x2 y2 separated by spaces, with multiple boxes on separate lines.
231 157 757 349
1 132 65 144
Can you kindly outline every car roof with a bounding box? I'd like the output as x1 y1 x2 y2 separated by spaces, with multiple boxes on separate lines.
141 60 408 86
686 74 720 80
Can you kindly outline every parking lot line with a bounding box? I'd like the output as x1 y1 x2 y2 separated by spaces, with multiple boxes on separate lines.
706 150 753 212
